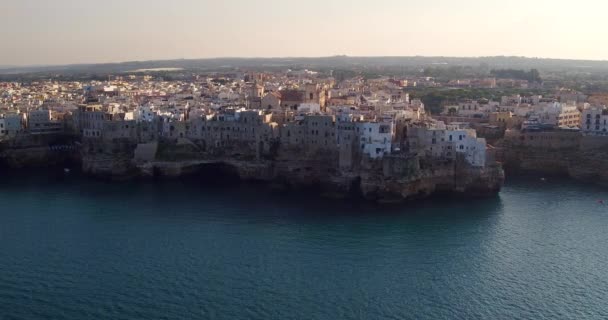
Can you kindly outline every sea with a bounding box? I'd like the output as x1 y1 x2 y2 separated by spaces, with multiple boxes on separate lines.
0 172 607 319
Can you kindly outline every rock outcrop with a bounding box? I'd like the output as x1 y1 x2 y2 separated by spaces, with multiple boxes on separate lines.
496 130 608 185
80 142 504 203
500 145 608 185
2 137 504 203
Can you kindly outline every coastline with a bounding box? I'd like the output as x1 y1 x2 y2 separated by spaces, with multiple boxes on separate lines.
1 145 504 204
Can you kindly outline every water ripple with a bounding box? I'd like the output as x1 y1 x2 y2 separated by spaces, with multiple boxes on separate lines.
1 176 608 319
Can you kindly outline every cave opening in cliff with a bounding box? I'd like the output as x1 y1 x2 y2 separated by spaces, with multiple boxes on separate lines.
189 162 242 185
348 177 363 198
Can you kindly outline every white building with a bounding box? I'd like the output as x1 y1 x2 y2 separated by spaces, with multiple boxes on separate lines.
408 123 487 167
297 103 321 114
26 109 63 134
74 105 105 138
501 95 522 106
450 100 498 118
3 113 25 137
582 106 608 136
522 95 542 105
356 121 394 159
536 102 581 128
135 105 158 122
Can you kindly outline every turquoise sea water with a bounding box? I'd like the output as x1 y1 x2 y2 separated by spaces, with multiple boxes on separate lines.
0 173 607 319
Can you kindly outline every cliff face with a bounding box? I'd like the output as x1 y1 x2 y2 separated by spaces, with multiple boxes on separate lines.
357 157 503 202
81 154 137 179
567 152 608 183
85 157 502 204
501 146 608 184
0 134 81 169
0 136 504 203
0 146 80 169
497 130 608 185
72 138 505 203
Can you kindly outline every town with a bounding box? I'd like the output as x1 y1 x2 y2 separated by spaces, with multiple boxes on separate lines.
0 71 486 165
2 67 608 200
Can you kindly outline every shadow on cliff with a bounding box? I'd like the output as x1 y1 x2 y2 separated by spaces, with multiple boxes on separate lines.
0 166 506 226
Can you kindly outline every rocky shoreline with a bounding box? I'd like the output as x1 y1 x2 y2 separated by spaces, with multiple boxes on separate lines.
495 132 608 185
79 152 504 203
1 142 505 203
500 146 608 185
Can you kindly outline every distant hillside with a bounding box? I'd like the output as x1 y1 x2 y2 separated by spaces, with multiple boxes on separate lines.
2 56 608 77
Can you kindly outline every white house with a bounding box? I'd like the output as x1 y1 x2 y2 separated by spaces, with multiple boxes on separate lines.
3 113 25 137
357 121 394 159
582 106 608 136
444 126 487 167
135 105 158 122
408 123 487 167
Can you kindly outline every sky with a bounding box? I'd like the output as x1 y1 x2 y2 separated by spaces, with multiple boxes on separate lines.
1 0 608 66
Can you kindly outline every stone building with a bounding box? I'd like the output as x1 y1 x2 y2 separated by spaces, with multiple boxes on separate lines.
279 90 305 111
582 106 608 136
261 92 281 110
73 105 107 139
27 109 64 135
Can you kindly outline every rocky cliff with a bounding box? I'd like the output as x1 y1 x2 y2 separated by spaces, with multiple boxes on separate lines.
0 146 80 169
495 130 608 184
500 146 608 185
1 137 503 203
80 142 504 203
0 135 80 169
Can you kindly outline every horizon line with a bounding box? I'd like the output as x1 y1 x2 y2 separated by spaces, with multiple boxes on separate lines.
3 54 608 70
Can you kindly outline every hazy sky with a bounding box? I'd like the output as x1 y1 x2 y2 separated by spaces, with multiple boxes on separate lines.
1 0 607 65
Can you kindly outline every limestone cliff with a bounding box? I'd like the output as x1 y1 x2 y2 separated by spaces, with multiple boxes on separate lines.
496 130 608 184
0 135 80 169
15 136 503 203
80 142 504 203
500 145 608 185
